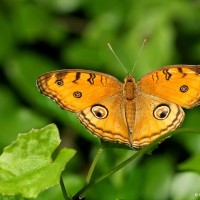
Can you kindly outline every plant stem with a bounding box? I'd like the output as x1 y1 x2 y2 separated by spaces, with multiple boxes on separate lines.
85 146 103 184
72 129 198 199
73 140 155 199
60 176 70 200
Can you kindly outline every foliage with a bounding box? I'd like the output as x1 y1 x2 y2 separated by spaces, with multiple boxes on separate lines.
0 124 76 198
0 0 200 199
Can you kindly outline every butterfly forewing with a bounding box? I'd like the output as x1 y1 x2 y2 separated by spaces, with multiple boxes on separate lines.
138 65 200 108
37 70 122 112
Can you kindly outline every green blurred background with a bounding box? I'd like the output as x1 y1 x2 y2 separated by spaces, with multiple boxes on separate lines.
0 0 200 199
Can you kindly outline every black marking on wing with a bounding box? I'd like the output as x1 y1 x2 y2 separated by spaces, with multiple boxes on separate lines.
180 85 189 93
87 73 96 85
163 69 172 80
195 68 200 74
152 74 155 82
155 72 159 82
178 67 183 73
73 72 81 83
102 76 108 85
100 75 104 85
152 72 159 83
178 67 187 77
190 66 200 75
55 79 64 86
55 71 67 80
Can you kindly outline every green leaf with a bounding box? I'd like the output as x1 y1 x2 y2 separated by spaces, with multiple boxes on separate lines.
178 153 200 174
0 124 76 198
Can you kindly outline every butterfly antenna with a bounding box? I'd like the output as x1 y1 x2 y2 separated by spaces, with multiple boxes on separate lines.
107 43 128 75
131 38 147 74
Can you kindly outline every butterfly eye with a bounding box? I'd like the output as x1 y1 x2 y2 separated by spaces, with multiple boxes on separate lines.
153 104 170 120
91 104 108 119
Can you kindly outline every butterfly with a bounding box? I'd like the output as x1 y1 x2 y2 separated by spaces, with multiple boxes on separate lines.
37 65 200 148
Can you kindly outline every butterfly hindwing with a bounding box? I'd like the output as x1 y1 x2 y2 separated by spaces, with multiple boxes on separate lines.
131 92 185 147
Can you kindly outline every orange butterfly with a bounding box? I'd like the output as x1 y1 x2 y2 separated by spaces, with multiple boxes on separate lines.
37 65 200 148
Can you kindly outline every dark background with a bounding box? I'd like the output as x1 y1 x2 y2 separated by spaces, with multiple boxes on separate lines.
0 0 200 199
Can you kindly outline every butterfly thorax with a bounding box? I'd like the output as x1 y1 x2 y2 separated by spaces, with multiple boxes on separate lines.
124 75 136 100
123 75 136 136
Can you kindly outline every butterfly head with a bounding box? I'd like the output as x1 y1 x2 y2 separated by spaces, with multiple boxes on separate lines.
124 75 136 84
